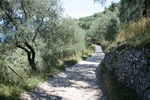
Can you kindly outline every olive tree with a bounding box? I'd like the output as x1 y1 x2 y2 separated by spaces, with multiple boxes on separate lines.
0 0 63 71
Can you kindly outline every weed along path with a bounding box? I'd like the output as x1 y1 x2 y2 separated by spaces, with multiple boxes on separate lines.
20 45 106 100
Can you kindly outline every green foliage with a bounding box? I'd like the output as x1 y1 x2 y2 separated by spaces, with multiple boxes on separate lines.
41 17 85 69
0 0 87 99
78 13 103 30
119 0 144 23
87 3 120 42
83 0 150 50
0 84 23 100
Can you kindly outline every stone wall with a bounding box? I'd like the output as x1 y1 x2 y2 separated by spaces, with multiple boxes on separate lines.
104 46 150 100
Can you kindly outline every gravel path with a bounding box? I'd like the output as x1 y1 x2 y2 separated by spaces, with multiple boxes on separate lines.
20 45 106 100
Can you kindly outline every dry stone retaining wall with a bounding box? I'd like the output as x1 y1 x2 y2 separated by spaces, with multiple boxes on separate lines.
104 47 150 100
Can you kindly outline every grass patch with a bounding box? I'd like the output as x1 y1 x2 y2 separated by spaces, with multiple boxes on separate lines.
99 17 150 51
116 18 150 45
0 75 44 100
100 61 140 100
23 76 44 91
0 84 23 100
64 60 78 67
114 17 150 49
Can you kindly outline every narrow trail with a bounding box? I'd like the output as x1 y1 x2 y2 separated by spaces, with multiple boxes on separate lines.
20 45 106 100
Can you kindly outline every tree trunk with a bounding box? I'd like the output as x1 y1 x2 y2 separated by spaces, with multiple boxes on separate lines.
25 42 37 71
26 49 37 71
16 42 37 71
143 0 150 17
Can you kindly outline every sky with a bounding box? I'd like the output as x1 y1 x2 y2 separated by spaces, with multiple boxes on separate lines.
61 0 120 19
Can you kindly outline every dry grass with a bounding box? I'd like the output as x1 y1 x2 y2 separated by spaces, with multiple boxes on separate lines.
116 17 150 47
96 18 150 51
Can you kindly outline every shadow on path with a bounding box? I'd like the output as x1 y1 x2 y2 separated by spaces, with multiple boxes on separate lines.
20 45 106 100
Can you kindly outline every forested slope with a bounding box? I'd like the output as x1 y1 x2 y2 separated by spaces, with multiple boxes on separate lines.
78 0 150 100
0 0 150 99
0 0 95 99
79 0 150 50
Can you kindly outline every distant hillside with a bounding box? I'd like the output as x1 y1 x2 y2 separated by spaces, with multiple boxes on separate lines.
79 0 150 50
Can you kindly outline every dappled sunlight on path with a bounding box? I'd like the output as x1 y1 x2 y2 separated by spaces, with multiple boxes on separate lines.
20 45 106 100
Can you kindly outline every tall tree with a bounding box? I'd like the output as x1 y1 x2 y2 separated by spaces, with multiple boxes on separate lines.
94 0 150 17
0 0 62 71
94 0 106 5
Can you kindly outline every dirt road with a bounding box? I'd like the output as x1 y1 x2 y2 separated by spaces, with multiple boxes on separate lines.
20 45 106 100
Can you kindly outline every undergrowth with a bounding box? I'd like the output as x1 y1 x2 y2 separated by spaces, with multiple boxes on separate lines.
107 17 150 50
0 43 95 100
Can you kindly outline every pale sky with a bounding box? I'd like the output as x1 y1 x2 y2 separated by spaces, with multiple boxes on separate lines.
61 0 120 19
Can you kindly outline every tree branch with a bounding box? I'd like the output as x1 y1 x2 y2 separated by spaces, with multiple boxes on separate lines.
24 42 34 53
8 66 22 78
21 0 28 19
16 43 30 54
24 42 35 62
